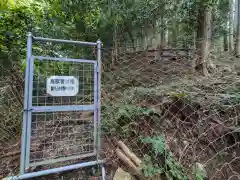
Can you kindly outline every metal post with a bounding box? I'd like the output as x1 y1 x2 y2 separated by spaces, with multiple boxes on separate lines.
20 32 32 174
101 166 106 180
93 63 98 153
96 40 102 160
25 54 34 169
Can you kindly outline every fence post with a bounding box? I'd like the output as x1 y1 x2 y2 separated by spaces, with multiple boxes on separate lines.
20 32 32 175
97 39 102 161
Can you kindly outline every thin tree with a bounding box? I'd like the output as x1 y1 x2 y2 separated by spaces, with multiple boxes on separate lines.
195 1 213 76
236 0 240 57
229 0 235 52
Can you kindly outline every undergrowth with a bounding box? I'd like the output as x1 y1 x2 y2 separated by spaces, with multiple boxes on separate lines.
122 85 188 104
102 104 153 137
102 100 204 179
140 136 205 180
102 87 208 179
221 85 240 105
0 85 22 144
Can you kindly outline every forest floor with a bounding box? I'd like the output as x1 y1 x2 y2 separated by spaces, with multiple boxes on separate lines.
1 50 240 179
101 50 240 180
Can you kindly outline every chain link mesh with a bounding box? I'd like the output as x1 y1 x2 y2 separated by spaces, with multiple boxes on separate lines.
101 41 240 180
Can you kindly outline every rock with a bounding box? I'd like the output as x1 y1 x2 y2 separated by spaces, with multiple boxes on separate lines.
113 168 132 180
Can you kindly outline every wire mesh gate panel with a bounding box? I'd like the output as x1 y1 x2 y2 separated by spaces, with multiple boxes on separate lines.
27 57 97 168
18 33 103 178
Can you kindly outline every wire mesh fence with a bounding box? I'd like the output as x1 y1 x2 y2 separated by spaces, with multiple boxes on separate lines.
1 35 240 180
101 41 240 180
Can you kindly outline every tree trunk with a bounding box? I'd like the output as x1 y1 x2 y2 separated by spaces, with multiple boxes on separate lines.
125 27 135 49
160 5 166 47
195 4 212 76
193 31 196 49
160 16 165 47
224 32 229 51
172 26 177 47
229 0 234 52
165 29 168 46
172 0 179 47
144 34 148 50
236 0 240 57
112 25 118 68
160 29 165 47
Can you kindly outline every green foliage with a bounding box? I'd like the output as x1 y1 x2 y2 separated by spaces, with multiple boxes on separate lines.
141 136 165 156
170 92 186 99
102 104 153 136
192 163 206 180
165 153 188 180
141 154 163 177
0 1 47 75
220 86 240 105
224 94 240 105
0 0 231 72
223 85 240 94
192 169 205 180
140 136 188 180
117 105 151 118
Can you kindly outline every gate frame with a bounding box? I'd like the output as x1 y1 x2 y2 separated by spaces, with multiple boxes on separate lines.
4 32 104 180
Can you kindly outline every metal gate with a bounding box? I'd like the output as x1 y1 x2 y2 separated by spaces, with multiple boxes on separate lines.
13 33 103 179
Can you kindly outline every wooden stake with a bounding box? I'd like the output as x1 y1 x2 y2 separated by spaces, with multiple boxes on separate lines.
117 141 142 166
116 148 146 180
